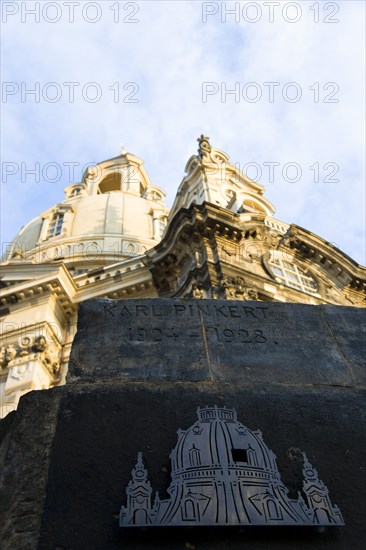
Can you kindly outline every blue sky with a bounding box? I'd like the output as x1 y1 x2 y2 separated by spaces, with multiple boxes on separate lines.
1 0 365 264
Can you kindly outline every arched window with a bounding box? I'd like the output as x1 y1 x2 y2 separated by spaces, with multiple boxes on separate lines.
98 173 122 193
183 499 196 520
268 256 318 295
247 448 257 466
267 500 281 519
188 445 201 467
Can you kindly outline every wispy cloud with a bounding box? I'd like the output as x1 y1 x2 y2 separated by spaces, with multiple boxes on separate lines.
1 0 365 263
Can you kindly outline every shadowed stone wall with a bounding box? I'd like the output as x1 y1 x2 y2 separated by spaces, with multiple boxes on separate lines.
0 299 365 549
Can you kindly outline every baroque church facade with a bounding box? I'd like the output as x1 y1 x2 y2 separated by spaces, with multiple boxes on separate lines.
1 136 365 416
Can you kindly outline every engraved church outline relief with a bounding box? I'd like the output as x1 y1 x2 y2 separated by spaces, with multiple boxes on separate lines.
120 406 344 527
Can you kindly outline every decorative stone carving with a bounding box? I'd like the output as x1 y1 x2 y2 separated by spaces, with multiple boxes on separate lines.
324 285 343 304
9 363 32 381
18 336 32 356
0 336 60 378
191 283 204 299
5 345 17 364
222 276 245 298
41 343 61 376
34 335 47 352
247 288 258 300
264 230 282 249
215 277 258 301
0 347 7 371
120 406 344 528
11 246 25 259
211 285 221 300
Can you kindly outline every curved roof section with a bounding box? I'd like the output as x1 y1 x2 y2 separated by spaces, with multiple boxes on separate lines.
171 406 278 476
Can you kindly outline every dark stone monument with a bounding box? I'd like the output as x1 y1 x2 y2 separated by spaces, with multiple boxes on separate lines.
1 299 365 549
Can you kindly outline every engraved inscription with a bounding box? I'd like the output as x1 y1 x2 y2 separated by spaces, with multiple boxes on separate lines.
204 326 267 343
124 326 267 344
103 302 270 320
127 327 179 342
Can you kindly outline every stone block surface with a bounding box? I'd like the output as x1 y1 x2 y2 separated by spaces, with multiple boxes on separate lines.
1 299 365 549
69 299 364 386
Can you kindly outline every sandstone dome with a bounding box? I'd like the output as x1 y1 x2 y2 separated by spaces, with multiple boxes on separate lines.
4 152 169 274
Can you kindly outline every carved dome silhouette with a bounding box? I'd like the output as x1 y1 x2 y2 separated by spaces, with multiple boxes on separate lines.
171 406 279 483
120 406 344 527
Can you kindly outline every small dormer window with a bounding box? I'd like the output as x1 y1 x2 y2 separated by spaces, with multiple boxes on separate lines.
39 204 74 243
146 189 164 202
47 213 64 238
64 183 86 199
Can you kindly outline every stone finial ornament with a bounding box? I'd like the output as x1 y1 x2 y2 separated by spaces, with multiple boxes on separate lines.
197 134 212 158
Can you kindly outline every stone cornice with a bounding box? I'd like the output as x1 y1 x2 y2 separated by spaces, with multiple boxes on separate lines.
147 202 243 261
0 257 157 309
283 224 366 290
0 263 77 314
74 264 155 302
145 201 365 304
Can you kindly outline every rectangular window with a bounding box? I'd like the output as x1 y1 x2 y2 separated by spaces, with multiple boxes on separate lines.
47 213 64 238
231 448 248 463
271 267 284 278
283 261 296 272
159 220 166 237
286 271 300 283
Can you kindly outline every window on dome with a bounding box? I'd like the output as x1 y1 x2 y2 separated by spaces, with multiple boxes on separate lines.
47 213 64 238
268 257 318 295
183 500 196 520
188 445 201 467
159 219 166 237
247 448 258 466
267 500 281 520
232 448 248 463
150 190 163 201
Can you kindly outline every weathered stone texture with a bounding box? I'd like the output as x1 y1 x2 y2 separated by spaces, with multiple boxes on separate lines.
39 382 365 550
0 390 61 550
69 299 364 386
0 299 365 549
